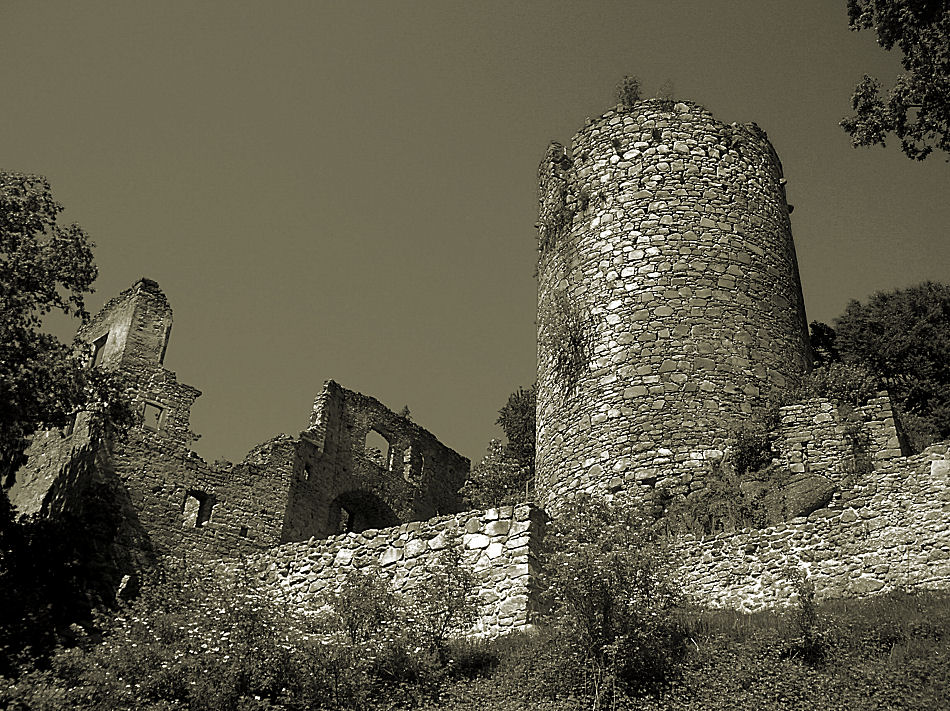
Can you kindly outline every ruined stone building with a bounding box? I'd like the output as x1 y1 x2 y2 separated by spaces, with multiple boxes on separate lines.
4 97 949 636
7 278 470 559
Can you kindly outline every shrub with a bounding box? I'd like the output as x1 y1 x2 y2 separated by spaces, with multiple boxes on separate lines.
460 439 531 509
617 75 642 110
729 417 776 477
794 361 879 408
326 568 397 646
538 494 689 706
403 535 478 663
783 568 827 664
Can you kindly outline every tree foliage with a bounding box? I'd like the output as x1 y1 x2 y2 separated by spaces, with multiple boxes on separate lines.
0 172 131 484
461 440 530 509
496 384 536 472
2 543 479 710
841 0 950 160
832 281 950 447
0 487 129 677
462 385 536 509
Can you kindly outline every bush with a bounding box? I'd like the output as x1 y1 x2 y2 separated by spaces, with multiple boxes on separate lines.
537 494 689 706
1 545 478 711
617 75 642 110
460 440 532 509
793 361 879 408
729 417 776 477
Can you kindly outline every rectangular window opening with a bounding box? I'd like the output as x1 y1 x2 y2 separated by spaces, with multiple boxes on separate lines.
183 491 214 528
143 402 164 432
91 333 108 368
364 428 392 471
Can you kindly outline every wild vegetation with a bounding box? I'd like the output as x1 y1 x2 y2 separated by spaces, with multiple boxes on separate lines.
461 384 535 509
3 494 946 711
0 172 133 486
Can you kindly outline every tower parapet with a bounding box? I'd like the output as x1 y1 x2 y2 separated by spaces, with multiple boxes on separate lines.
536 99 811 510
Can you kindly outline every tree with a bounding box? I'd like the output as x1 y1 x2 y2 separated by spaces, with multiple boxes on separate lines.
834 281 950 448
460 440 529 510
841 0 950 160
808 321 841 367
0 172 130 485
496 384 536 473
461 384 536 509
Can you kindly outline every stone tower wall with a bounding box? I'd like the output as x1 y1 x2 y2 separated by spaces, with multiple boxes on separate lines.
536 100 810 511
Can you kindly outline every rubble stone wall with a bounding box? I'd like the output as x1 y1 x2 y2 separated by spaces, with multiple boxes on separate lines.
774 393 906 483
674 444 950 610
6 279 470 560
291 380 470 540
239 503 546 638
536 100 811 513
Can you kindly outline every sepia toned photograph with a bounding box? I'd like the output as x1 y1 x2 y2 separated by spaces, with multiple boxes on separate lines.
1 2 948 708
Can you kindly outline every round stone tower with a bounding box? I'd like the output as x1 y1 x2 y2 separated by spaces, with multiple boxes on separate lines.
536 99 810 511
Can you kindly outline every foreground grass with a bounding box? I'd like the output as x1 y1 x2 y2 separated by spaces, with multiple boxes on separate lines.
420 590 950 711
4 588 947 710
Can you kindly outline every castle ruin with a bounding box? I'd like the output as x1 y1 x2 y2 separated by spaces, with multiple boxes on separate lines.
4 98 949 636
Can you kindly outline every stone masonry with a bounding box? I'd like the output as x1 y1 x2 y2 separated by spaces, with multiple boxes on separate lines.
6 279 469 561
536 99 811 512
238 504 546 638
675 443 950 611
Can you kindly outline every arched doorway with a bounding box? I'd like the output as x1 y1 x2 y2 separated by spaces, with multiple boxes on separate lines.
327 489 399 534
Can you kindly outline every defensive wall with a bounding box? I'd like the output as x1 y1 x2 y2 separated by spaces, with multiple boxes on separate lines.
235 504 546 638
676 443 950 611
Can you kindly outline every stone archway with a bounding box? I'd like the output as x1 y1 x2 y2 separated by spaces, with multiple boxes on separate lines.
327 489 399 534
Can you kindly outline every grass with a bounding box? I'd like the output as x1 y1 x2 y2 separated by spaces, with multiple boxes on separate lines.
415 590 950 711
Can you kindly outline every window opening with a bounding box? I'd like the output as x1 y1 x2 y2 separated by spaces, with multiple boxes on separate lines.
143 402 164 431
91 334 108 368
182 491 213 528
303 463 312 481
239 526 249 537
62 413 77 437
364 428 391 470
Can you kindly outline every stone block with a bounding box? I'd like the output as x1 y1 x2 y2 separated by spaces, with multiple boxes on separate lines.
378 547 403 566
464 533 491 550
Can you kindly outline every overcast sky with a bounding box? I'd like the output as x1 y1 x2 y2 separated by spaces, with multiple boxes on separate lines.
3 1 947 466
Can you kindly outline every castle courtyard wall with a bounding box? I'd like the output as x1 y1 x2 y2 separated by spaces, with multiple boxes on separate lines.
234 503 546 638
674 444 950 610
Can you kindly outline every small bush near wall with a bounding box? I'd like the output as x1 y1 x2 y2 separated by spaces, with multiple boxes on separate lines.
535 494 689 706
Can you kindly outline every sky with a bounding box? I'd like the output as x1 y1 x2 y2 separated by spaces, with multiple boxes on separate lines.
2 1 948 466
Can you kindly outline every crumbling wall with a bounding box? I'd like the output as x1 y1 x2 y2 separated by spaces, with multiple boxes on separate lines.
535 100 810 513
7 279 472 563
285 380 470 539
674 444 950 610
238 503 546 638
774 393 905 482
